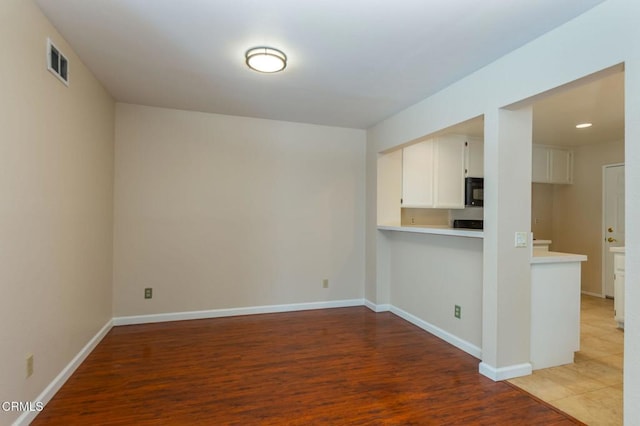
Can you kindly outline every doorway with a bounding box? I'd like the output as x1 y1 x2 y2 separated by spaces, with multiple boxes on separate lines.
513 68 625 425
529 68 624 297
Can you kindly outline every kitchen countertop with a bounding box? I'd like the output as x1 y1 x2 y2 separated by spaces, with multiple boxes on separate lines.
610 246 625 253
533 239 552 245
377 224 483 239
378 227 587 260
531 251 587 264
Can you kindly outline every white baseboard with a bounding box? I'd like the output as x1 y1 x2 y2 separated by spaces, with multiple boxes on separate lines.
13 319 113 426
113 299 365 326
581 290 605 298
389 306 482 360
364 299 391 313
479 361 532 381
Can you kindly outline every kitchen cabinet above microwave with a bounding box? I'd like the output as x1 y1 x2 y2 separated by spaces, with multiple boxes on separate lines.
464 137 484 178
532 144 573 184
402 135 465 209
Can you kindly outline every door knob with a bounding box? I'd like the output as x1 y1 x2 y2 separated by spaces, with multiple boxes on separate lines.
608 227 614 233
608 237 617 243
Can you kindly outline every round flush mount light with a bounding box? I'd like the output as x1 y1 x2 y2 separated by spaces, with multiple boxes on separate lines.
576 122 593 129
245 47 287 73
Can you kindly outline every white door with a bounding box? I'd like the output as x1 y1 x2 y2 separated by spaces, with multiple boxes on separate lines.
603 164 625 297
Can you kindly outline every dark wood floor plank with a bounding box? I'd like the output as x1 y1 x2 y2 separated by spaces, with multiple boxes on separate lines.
33 307 584 425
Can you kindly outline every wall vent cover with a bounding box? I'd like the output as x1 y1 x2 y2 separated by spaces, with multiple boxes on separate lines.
47 38 69 85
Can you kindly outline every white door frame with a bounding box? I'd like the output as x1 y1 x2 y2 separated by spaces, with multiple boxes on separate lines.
602 162 625 298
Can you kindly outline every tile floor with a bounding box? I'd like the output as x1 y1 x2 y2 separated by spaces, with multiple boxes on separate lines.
509 295 624 425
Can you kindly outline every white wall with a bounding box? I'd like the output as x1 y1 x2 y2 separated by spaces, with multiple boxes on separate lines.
625 58 640 426
366 0 640 418
114 104 366 317
386 232 483 351
0 1 115 424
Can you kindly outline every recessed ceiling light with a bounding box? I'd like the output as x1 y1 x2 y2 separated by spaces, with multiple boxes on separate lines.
575 122 592 129
245 47 287 73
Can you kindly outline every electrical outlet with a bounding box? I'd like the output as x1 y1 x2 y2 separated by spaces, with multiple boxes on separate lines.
454 305 461 319
411 217 415 224
26 354 34 378
322 279 329 288
144 288 153 299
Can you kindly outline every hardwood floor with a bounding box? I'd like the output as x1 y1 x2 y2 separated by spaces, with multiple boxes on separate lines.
33 307 583 425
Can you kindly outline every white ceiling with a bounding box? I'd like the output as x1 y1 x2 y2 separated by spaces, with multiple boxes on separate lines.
35 0 608 130
532 70 624 147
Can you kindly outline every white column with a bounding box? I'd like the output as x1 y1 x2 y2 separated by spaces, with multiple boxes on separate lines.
624 59 640 425
366 134 392 309
480 106 533 380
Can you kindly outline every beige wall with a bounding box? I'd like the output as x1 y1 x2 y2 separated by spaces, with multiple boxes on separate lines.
530 140 625 294
113 104 366 316
0 1 115 423
552 139 625 295
400 208 449 226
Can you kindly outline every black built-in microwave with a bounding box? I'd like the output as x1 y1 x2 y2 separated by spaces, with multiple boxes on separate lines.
465 177 484 207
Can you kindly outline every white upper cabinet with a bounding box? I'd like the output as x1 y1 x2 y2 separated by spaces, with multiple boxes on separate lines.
532 145 549 182
532 144 573 184
614 252 625 328
402 140 434 207
402 135 465 209
377 149 403 226
434 135 465 208
549 147 573 184
464 137 484 178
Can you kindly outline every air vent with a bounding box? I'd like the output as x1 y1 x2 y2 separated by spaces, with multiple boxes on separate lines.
47 38 69 85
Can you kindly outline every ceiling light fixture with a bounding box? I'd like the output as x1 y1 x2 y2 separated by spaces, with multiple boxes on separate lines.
245 47 287 73
576 122 593 129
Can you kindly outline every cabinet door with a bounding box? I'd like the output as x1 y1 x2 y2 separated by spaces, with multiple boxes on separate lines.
402 141 434 207
434 136 465 208
532 145 549 183
614 271 625 325
614 254 625 326
464 137 484 178
549 148 573 184
377 150 402 226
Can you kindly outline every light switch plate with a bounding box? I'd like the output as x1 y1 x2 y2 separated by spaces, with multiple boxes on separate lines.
515 232 528 248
